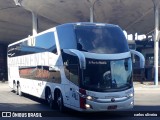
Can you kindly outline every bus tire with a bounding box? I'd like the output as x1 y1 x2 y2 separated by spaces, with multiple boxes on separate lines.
46 88 54 109
17 84 23 96
57 91 65 112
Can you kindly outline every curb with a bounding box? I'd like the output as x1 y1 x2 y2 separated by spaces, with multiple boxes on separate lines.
134 85 160 90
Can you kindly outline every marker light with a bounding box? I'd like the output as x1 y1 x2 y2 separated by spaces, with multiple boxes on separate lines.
131 101 134 105
129 93 134 97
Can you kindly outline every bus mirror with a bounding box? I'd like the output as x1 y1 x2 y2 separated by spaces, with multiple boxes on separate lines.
130 50 145 68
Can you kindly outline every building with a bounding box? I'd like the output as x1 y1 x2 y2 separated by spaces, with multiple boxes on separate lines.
0 44 7 81
128 39 160 81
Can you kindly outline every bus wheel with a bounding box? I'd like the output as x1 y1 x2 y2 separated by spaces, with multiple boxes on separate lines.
17 84 23 96
46 89 54 109
57 92 65 112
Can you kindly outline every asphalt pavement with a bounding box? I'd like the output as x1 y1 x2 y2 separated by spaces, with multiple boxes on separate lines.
134 81 160 90
0 81 160 120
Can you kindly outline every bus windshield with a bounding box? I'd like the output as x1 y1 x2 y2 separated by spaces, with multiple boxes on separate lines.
75 25 129 54
81 58 132 92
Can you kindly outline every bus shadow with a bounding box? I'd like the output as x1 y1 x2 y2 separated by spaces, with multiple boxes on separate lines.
11 90 47 105
64 110 128 119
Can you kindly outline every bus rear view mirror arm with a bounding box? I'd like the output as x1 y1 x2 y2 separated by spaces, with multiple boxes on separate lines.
130 50 145 68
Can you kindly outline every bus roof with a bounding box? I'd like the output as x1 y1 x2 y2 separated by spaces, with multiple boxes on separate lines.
8 22 120 47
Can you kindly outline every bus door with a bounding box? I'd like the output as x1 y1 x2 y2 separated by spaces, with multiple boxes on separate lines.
69 82 79 108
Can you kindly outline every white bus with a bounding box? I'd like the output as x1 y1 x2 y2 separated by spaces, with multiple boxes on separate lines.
8 23 134 112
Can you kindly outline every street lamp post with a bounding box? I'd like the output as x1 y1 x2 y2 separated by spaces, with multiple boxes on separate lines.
14 0 38 36
32 12 38 36
88 0 99 23
153 0 160 86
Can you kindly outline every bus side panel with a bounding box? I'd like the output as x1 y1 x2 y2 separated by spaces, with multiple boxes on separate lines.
8 66 19 89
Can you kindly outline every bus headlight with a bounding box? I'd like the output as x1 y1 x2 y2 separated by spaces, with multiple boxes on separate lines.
86 96 93 100
85 104 91 108
86 95 97 101
129 93 134 97
127 93 134 98
77 90 97 101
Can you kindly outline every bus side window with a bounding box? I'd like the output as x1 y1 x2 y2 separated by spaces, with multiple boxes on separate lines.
9 32 58 57
69 65 79 86
35 32 57 54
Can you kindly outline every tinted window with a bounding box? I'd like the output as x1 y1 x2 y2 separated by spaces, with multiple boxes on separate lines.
35 32 57 54
19 66 61 83
57 24 77 49
62 52 80 86
75 25 129 54
8 32 57 57
81 58 132 92
67 65 79 86
35 32 55 49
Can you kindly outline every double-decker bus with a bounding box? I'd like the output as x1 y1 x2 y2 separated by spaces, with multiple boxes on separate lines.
8 23 134 112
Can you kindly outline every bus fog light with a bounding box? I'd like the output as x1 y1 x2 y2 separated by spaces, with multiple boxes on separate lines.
85 104 91 109
131 101 133 105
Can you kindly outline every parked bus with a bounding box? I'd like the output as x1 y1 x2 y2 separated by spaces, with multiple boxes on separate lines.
8 23 134 112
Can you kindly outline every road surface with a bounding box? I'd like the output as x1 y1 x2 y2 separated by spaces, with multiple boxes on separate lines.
0 82 160 120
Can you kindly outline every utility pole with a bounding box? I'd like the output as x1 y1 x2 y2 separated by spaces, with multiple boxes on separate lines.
14 0 38 36
153 0 160 86
88 0 99 23
32 12 38 36
90 3 94 23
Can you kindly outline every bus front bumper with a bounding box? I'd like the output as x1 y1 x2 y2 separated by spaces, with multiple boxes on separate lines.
82 97 134 112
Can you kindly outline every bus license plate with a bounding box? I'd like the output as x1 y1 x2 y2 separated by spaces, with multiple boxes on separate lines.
107 105 117 110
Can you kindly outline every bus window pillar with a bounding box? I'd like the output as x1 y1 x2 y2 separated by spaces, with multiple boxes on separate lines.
153 0 160 86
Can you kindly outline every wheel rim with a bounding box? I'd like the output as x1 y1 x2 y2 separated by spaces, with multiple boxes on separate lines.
47 90 53 108
57 93 62 110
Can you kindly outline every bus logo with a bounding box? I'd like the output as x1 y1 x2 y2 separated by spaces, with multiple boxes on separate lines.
111 98 115 102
